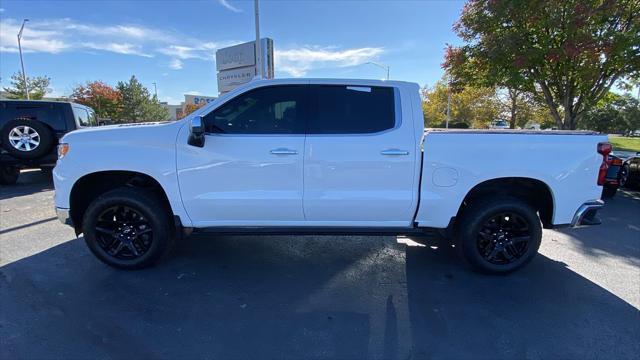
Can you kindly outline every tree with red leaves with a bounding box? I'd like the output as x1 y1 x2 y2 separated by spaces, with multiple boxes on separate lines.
71 81 122 120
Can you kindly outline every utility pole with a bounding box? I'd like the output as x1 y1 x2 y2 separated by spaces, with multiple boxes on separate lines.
17 19 29 100
254 0 263 79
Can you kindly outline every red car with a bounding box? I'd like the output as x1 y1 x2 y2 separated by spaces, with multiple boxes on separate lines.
601 155 623 198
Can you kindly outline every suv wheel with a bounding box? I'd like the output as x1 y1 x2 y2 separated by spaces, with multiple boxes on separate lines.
455 197 542 274
1 119 54 159
0 165 20 185
82 187 175 269
619 164 634 189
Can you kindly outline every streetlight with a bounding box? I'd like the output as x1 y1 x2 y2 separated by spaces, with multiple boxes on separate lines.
365 61 390 80
17 19 29 100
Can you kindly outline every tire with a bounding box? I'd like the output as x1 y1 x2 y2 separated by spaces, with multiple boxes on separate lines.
82 187 175 270
455 197 542 274
601 185 618 198
1 119 54 159
0 165 20 185
619 164 636 189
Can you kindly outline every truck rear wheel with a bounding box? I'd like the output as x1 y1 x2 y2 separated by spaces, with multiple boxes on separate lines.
455 197 542 274
82 187 175 269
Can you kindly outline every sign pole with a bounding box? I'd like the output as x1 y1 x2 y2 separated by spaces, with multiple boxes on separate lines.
254 0 263 79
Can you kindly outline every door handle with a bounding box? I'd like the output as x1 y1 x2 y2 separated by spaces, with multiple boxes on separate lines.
381 149 409 156
270 148 298 155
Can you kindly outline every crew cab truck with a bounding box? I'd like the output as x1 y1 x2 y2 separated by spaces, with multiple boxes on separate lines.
53 79 608 274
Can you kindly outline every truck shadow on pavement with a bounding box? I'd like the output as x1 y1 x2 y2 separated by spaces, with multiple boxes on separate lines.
555 189 640 266
0 170 53 201
1 233 639 359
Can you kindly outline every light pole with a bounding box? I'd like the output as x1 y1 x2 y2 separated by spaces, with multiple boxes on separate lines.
254 0 263 79
365 61 390 80
17 19 29 100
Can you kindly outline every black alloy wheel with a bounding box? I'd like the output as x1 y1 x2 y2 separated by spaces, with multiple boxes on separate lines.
455 197 542 274
95 205 154 260
477 212 531 265
82 187 174 269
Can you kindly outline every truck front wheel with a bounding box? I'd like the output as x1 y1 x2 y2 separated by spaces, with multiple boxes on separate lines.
456 197 542 274
82 187 175 269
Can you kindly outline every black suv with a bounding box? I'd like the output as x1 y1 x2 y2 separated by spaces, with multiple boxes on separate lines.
0 100 97 185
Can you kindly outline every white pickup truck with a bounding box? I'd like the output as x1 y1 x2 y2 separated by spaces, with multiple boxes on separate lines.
53 79 609 274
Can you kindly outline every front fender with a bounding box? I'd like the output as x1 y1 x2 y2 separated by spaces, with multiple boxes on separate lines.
53 121 193 227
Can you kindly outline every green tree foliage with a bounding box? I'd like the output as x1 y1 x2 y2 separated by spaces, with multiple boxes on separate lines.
579 92 640 134
71 81 122 120
422 78 501 128
423 76 557 129
3 72 51 100
445 0 640 130
115 76 169 123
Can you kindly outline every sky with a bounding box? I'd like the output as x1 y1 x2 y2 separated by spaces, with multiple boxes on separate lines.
0 0 465 105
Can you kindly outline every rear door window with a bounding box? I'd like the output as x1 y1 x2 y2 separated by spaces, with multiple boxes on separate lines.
308 85 396 134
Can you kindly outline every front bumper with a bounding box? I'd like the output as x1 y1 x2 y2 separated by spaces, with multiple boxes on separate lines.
56 207 73 226
571 200 604 227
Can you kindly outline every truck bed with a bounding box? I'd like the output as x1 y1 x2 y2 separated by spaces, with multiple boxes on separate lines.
415 130 607 228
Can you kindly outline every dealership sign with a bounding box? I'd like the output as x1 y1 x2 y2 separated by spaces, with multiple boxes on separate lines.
215 38 274 94
184 94 217 106
216 41 256 71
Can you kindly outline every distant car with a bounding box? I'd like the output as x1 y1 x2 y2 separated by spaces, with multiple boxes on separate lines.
490 120 510 129
0 100 97 185
601 155 623 198
619 153 640 189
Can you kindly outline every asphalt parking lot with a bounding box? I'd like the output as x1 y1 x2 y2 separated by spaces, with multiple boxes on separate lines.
1 170 639 360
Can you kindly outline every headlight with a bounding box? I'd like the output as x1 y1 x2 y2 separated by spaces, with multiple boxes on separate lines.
57 143 69 159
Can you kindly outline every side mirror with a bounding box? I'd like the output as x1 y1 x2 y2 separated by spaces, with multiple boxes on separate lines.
188 115 205 147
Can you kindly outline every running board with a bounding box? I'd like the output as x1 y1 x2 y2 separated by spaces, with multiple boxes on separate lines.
192 226 441 237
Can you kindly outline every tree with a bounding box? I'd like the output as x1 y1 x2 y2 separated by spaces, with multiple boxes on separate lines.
3 72 51 100
116 76 169 123
178 102 206 120
71 81 122 120
579 92 640 134
422 78 501 128
445 0 640 129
